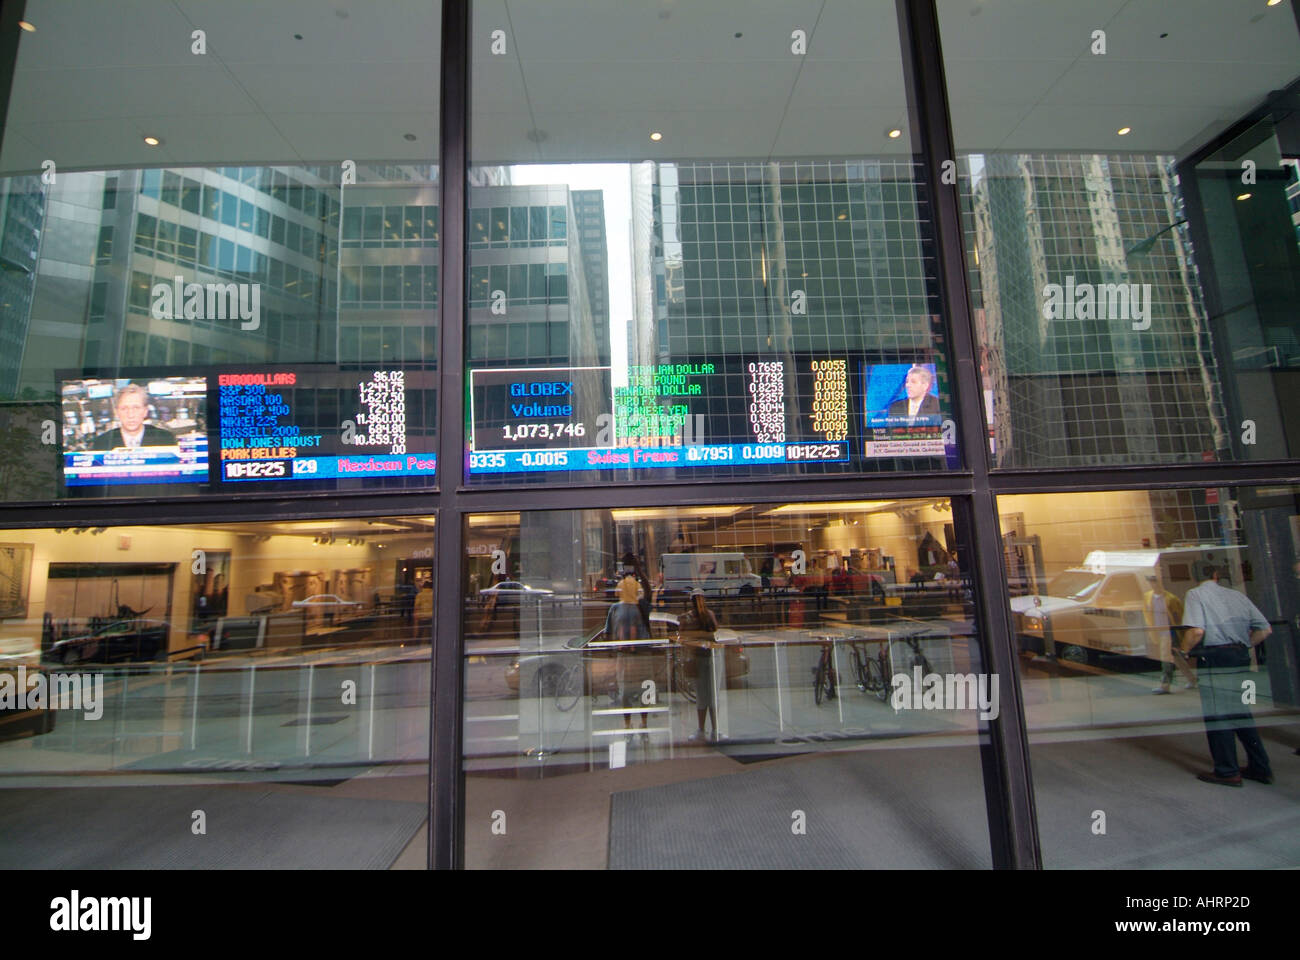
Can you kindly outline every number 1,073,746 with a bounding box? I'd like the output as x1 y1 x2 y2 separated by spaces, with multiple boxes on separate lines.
502 422 586 441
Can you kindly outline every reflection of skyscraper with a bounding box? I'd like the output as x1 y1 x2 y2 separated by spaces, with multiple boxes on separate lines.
7 164 344 401
1285 159 1300 248
467 183 604 369
571 190 610 365
964 153 1227 467
656 160 935 361
0 174 44 398
627 162 661 373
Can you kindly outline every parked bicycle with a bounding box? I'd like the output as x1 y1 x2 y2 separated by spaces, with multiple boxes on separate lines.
847 637 891 701
811 634 838 705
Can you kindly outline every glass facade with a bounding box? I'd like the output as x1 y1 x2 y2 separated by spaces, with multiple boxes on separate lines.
462 499 989 868
938 0 1300 466
0 0 1298 872
0 515 435 868
1000 486 1300 867
465 1 958 485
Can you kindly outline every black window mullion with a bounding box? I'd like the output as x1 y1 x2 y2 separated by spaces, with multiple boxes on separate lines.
896 0 1041 870
431 0 469 871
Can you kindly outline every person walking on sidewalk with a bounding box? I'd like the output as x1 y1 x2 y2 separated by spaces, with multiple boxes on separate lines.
1146 571 1195 694
681 590 721 743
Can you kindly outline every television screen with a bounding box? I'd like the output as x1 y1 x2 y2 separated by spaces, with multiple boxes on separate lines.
861 361 946 458
61 376 209 487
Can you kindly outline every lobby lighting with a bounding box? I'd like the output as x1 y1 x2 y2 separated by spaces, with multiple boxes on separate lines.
18 20 35 32
1237 193 1252 201
611 506 744 521
887 128 902 139
766 500 895 515
1267 0 1281 7
650 132 663 141
143 136 162 146
1117 126 1132 136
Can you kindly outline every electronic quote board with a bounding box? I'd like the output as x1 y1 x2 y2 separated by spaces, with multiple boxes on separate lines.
214 367 434 483
467 355 949 476
59 366 435 490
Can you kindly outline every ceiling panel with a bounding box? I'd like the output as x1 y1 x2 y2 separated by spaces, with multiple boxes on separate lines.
499 0 826 63
267 112 437 163
949 103 1038 152
1006 102 1217 154
176 0 441 65
943 60 1074 107
233 62 442 115
936 0 1130 61
520 60 800 114
7 65 259 125
0 0 1295 176
786 61 909 112
772 108 915 158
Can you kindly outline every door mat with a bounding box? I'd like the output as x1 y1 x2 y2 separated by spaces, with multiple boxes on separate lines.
0 784 425 869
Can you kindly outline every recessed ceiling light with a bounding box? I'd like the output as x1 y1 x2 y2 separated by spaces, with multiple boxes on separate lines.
1237 192 1252 201
837 212 847 220
650 132 663 141
143 136 162 146
1267 0 1282 7
293 33 304 40
1117 126 1132 136
887 128 902 139
18 20 35 32
403 133 417 141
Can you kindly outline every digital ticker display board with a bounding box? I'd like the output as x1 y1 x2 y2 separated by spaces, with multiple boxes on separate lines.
468 355 952 476
59 365 435 492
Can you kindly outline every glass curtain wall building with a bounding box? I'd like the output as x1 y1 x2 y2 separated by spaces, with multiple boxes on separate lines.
0 0 1298 870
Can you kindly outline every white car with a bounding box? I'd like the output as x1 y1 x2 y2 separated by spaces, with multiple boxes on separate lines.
292 594 362 609
1010 568 1149 662
479 581 554 598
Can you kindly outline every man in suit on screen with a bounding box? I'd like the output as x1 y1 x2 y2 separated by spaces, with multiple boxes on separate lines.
886 364 940 417
90 383 176 450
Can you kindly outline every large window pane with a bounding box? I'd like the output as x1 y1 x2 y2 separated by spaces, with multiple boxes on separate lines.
0 4 442 501
939 0 1300 467
466 2 959 485
462 498 991 868
1000 487 1300 867
0 515 435 869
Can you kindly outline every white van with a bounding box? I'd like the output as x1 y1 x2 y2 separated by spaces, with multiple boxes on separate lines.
659 552 762 597
1011 545 1246 661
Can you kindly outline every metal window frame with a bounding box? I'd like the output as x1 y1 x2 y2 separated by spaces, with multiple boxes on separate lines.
1 0 1299 872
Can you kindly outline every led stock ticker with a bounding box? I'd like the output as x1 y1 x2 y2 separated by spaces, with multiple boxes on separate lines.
467 357 883 475
217 368 435 483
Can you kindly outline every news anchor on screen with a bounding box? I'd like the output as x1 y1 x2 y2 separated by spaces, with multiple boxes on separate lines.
90 383 176 450
887 364 940 417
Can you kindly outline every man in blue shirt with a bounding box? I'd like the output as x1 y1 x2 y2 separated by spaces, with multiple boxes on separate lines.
1180 561 1273 787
